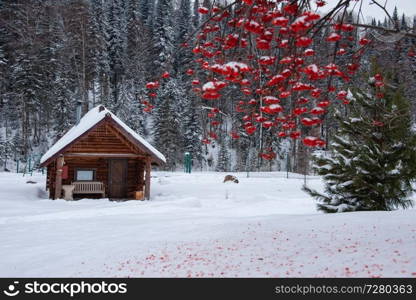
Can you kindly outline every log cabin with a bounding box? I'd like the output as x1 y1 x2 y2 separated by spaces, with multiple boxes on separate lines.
39 105 166 200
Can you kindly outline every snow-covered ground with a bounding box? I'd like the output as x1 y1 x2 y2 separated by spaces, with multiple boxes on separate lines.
0 171 415 277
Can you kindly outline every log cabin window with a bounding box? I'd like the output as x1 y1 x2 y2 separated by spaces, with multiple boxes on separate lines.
75 169 96 181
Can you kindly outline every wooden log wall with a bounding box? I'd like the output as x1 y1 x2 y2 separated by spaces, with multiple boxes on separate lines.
54 155 64 199
145 156 151 200
127 159 145 198
47 162 56 199
67 123 140 155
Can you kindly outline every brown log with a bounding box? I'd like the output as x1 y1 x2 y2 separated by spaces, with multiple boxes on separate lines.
144 156 151 200
104 123 139 153
65 153 143 158
54 155 64 199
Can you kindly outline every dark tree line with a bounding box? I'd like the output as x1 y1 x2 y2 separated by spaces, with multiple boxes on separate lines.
0 1 415 173
0 0 201 171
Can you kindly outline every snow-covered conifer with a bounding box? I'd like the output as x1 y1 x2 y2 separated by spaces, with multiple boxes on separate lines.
304 69 416 212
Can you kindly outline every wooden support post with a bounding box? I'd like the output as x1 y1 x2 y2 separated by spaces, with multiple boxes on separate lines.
54 155 64 200
144 156 151 200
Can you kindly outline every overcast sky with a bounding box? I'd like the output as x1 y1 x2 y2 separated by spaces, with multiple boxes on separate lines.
319 0 416 21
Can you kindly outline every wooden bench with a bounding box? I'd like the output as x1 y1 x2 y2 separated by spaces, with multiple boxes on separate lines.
72 181 105 198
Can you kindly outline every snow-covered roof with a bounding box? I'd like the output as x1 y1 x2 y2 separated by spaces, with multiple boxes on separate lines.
40 105 166 165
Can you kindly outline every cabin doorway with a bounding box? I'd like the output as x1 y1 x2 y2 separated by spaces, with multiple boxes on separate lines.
108 159 128 198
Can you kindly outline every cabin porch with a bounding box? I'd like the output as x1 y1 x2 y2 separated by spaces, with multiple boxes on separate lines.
46 154 152 200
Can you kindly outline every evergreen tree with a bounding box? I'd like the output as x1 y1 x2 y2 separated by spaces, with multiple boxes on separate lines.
400 14 408 30
138 0 150 21
216 141 230 172
192 0 200 30
65 0 96 114
304 71 416 213
11 131 24 159
235 135 251 172
0 46 5 74
183 96 202 165
107 0 127 107
124 0 150 136
152 0 174 75
0 45 7 110
153 79 183 170
413 16 416 33
139 0 154 27
382 16 388 28
121 94 146 136
51 61 76 137
90 0 111 106
0 134 13 170
173 0 192 75
392 6 399 29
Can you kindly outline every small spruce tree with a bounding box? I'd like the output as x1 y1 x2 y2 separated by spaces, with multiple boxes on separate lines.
216 142 230 172
304 72 416 213
153 79 183 171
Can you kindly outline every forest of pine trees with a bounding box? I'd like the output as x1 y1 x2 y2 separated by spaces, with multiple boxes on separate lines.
0 1 415 173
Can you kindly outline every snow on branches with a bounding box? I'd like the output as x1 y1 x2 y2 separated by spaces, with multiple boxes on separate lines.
145 0 412 159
